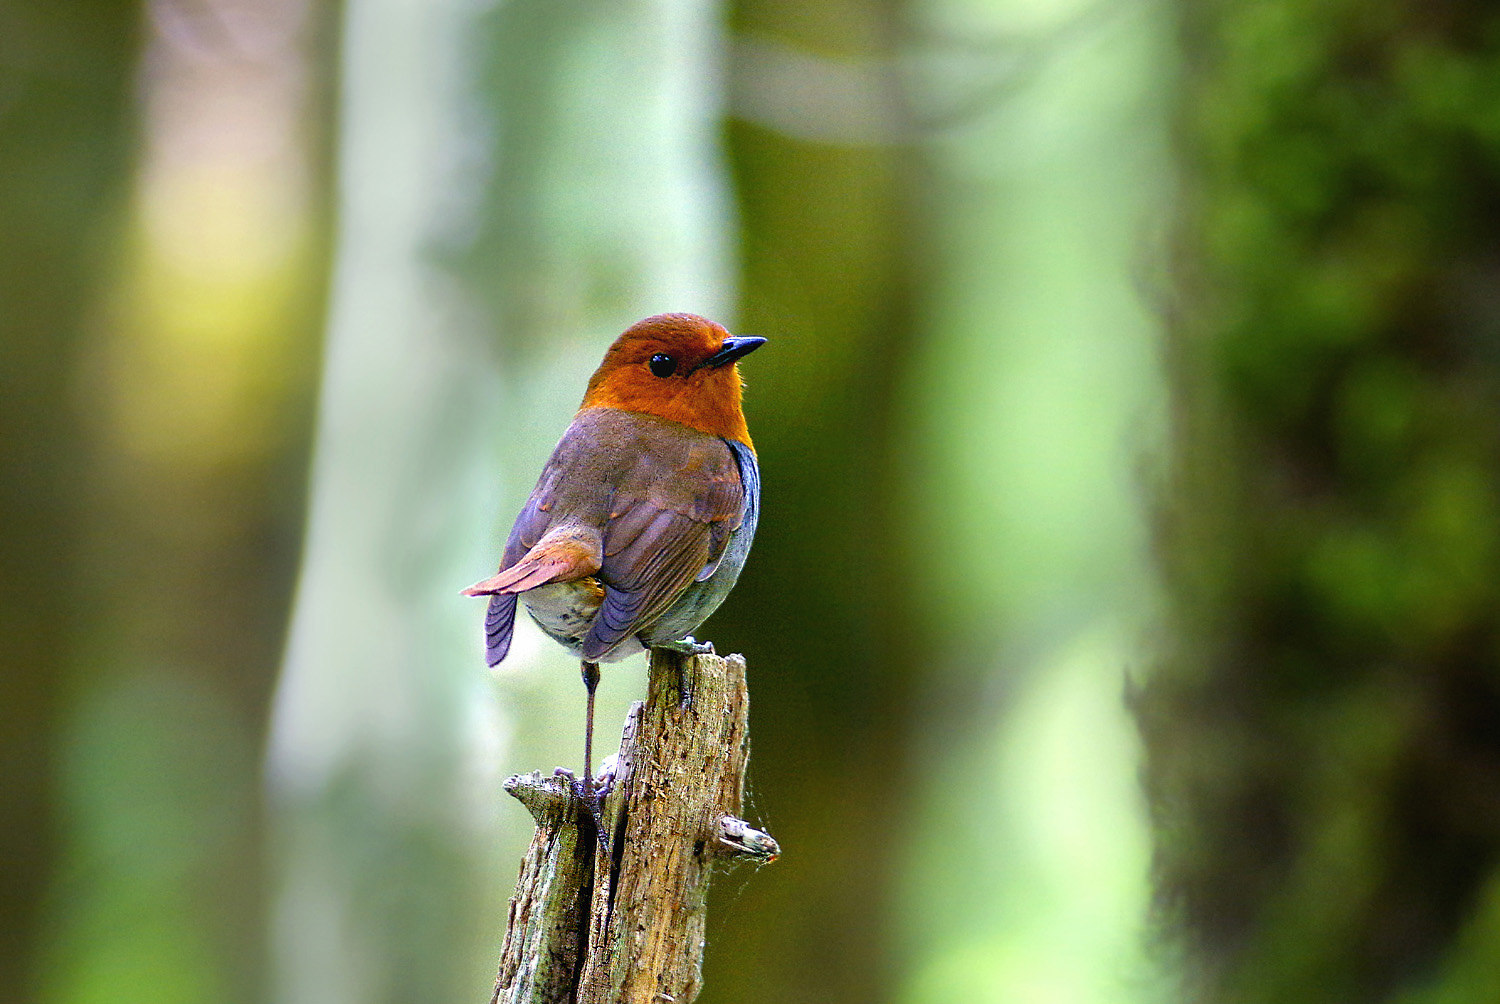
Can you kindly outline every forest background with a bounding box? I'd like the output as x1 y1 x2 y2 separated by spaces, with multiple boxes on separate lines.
5 0 1500 1002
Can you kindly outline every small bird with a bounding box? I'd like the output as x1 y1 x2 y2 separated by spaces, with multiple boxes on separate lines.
462 313 764 842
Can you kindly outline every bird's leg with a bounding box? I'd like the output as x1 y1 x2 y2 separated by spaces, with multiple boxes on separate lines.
575 659 611 855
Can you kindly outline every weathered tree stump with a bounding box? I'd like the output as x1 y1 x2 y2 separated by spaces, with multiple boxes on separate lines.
491 649 778 1004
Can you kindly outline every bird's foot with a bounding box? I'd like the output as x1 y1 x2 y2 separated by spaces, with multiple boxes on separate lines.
557 766 615 855
655 635 716 656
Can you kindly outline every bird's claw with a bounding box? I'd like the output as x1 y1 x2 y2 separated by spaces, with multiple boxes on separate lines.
570 776 612 856
657 635 716 656
558 765 615 855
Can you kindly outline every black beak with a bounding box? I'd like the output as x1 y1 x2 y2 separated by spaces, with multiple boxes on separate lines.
701 335 767 370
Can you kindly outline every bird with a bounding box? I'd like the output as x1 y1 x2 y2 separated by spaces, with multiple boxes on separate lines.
462 312 764 846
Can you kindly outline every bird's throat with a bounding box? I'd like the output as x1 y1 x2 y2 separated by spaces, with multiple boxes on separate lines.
580 374 753 448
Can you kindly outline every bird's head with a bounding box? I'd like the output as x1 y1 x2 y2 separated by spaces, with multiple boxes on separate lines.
580 313 766 447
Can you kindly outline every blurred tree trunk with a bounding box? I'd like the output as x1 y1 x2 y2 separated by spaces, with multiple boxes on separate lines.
705 3 921 1000
23 2 337 1002
1143 2 1500 1001
0 4 142 1000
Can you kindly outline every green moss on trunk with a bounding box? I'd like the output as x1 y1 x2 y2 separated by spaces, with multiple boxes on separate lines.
1143 2 1500 1001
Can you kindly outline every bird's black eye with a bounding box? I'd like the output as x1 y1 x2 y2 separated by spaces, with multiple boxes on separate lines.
648 353 676 378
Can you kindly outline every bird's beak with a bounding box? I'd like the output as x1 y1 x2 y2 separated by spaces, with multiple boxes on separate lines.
700 335 767 370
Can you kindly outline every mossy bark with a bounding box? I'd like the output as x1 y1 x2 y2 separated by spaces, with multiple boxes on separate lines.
1143 2 1500 1001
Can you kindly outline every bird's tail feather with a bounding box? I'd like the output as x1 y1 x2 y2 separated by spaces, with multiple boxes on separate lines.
484 593 517 666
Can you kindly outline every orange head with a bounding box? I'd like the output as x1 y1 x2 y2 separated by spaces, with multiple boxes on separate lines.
580 313 765 447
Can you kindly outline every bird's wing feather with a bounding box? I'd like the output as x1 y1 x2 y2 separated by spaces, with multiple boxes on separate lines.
583 510 717 659
461 526 601 595
580 415 748 659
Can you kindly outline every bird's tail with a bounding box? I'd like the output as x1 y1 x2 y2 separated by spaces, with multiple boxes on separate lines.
483 593 517 666
463 525 603 666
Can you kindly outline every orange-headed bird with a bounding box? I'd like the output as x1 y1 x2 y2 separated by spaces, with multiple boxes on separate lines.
463 313 763 837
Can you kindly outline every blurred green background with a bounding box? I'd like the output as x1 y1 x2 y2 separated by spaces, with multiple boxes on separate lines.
5 0 1500 1003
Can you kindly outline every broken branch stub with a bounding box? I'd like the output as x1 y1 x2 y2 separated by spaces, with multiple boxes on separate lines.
491 649 777 1004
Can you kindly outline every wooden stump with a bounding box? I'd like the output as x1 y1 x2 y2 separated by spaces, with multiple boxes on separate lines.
491 649 778 1004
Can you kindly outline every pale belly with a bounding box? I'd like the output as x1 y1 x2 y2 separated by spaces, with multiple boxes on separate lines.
522 578 645 662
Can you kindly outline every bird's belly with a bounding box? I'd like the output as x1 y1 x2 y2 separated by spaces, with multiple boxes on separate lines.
523 578 643 662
